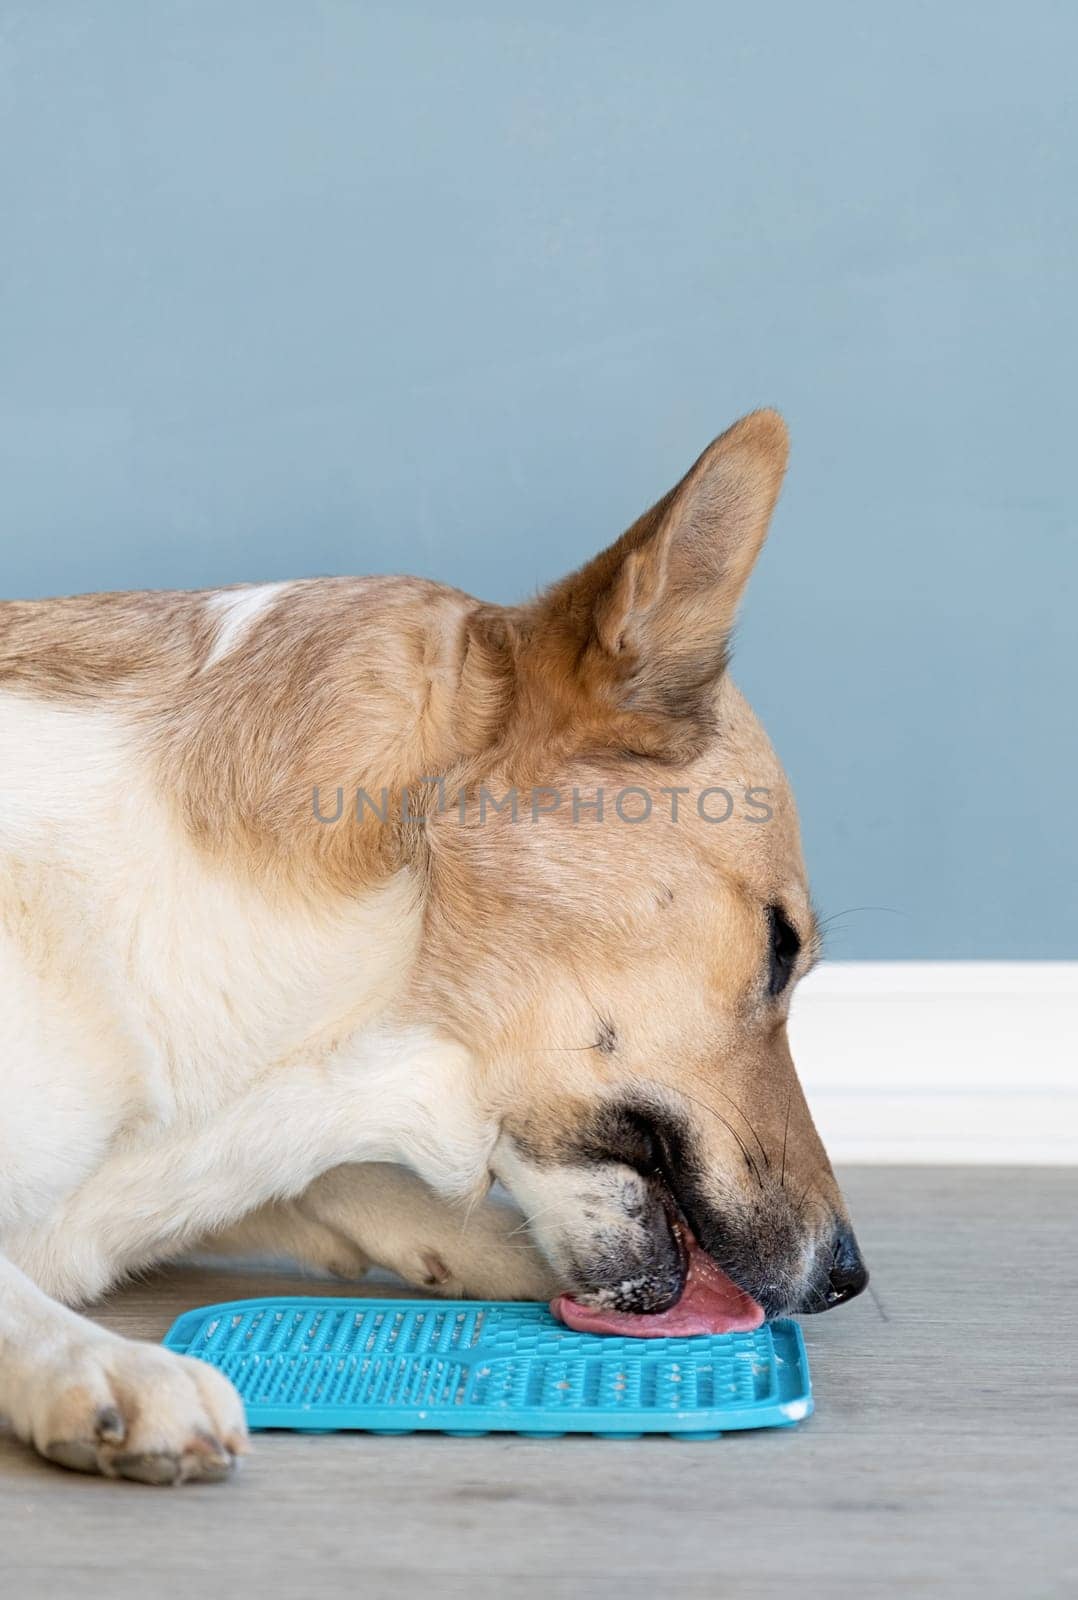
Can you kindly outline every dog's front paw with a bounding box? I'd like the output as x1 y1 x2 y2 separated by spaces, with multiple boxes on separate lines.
295 1163 559 1303
23 1333 248 1485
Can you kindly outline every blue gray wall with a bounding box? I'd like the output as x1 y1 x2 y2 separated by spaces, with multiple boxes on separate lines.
2 3 1075 957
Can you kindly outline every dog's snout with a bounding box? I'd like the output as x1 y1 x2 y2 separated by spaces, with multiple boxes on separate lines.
824 1224 868 1307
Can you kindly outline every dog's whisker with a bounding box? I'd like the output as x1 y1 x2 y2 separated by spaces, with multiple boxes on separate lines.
817 904 908 928
780 1090 792 1191
793 1161 832 1218
519 1044 601 1055
683 1067 771 1172
504 1200 568 1240
454 1184 486 1241
674 1087 765 1190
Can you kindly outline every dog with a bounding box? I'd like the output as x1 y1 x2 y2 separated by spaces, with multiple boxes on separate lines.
0 409 867 1483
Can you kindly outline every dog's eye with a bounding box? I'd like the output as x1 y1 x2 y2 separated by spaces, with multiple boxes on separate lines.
766 905 801 997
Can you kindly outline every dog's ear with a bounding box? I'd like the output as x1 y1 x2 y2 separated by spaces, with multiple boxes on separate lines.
530 410 788 754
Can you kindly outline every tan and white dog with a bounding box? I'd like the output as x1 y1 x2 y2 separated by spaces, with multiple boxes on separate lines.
0 409 866 1484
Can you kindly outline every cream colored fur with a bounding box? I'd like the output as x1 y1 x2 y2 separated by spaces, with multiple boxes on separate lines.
0 679 550 1481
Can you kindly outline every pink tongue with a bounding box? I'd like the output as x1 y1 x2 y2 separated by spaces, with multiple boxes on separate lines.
551 1235 764 1338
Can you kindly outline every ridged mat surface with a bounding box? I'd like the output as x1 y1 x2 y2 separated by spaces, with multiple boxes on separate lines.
164 1297 812 1437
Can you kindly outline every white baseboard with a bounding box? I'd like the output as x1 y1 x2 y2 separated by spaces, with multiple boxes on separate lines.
789 962 1078 1164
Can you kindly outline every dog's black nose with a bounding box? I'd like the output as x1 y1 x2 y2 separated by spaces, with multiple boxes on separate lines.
824 1224 869 1307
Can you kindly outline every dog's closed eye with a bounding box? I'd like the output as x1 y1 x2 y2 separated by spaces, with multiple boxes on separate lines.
766 905 801 996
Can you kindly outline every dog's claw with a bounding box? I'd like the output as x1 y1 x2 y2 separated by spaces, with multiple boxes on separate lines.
94 1403 126 1444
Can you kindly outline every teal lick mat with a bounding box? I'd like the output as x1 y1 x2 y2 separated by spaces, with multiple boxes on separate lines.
163 1297 812 1438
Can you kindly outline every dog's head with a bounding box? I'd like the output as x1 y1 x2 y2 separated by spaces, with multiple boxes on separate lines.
416 411 867 1329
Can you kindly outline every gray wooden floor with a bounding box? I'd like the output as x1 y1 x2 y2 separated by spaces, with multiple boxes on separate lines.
1 1167 1075 1599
